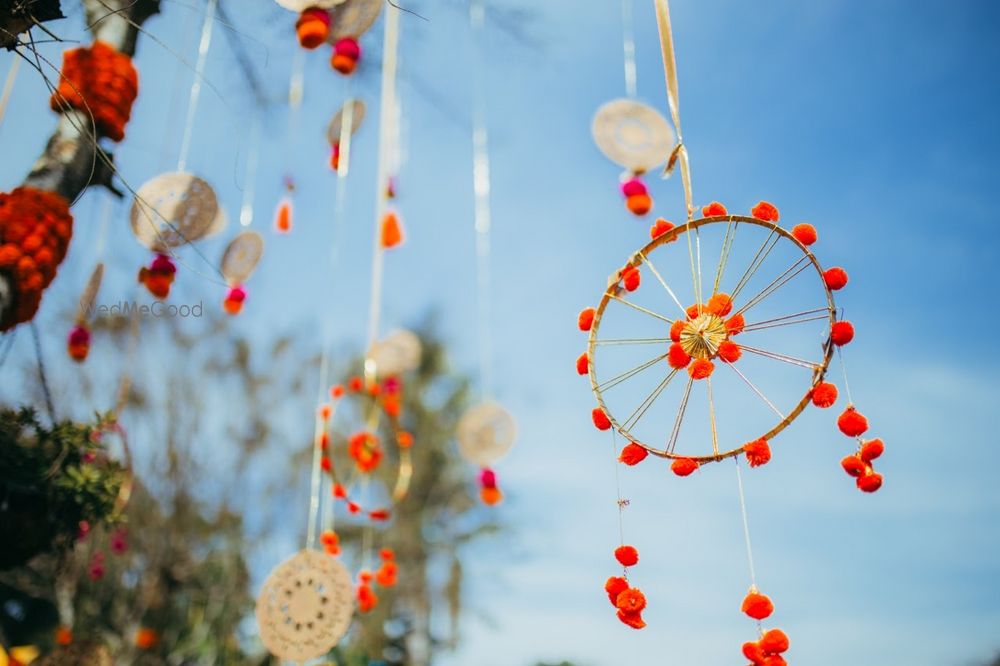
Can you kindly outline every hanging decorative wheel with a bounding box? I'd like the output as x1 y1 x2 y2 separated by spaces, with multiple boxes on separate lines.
583 210 839 464
255 549 354 662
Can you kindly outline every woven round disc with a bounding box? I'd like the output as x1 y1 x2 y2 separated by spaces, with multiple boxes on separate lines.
592 99 675 173
328 0 382 41
274 0 346 11
327 99 366 146
130 172 220 252
78 262 104 319
368 329 422 377
221 231 264 284
256 549 354 662
456 401 517 467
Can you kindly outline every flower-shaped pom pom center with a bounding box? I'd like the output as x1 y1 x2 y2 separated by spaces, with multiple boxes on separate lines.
679 312 728 359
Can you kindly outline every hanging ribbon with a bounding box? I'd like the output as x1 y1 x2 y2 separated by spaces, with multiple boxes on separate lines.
0 56 21 132
621 0 638 99
177 0 218 173
653 0 694 219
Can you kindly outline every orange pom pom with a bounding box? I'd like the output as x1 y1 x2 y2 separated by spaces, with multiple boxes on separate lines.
135 628 158 650
274 198 292 233
480 486 503 505
702 201 728 217
397 431 414 448
741 591 774 620
671 457 699 477
651 217 674 239
669 319 686 343
619 442 649 466
626 193 653 216
576 352 589 375
614 545 639 567
380 211 404 249
841 455 865 477
831 320 854 346
860 438 884 463
743 439 771 467
811 382 838 408
331 53 358 75
706 292 733 316
857 470 883 493
296 8 330 49
726 313 746 335
792 223 817 246
824 267 849 290
330 384 345 399
578 307 596 331
622 266 640 292
318 403 332 421
751 201 780 222
760 629 789 654
686 303 702 319
717 340 742 363
50 42 138 142
616 609 647 629
605 576 629 606
838 406 868 437
369 508 391 521
592 407 612 431
668 343 691 369
742 641 766 663
688 358 714 380
615 587 647 614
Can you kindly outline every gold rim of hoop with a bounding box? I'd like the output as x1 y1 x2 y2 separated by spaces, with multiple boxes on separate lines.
586 215 837 463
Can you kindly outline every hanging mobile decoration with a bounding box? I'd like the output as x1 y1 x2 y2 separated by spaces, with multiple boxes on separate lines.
328 0 383 76
577 0 885 656
327 99 366 171
219 231 264 315
367 329 421 377
67 263 103 362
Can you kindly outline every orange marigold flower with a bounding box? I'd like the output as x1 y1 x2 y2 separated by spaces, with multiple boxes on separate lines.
811 382 838 408
726 313 746 335
792 223 817 246
824 266 849 290
686 303 702 319
688 358 714 380
592 407 612 431
622 266 641 292
605 576 629 606
616 608 647 629
317 403 332 421
397 431 414 448
381 548 395 560
578 307 596 331
857 470 883 493
330 384 345 398
741 590 774 620
838 406 868 437
614 545 639 567
706 292 733 316
751 201 780 222
841 455 865 477
615 587 647 614
717 340 742 363
669 319 686 343
860 438 884 463
626 193 653 216
671 457 699 477
760 628 789 654
576 352 589 375
668 343 691 369
702 201 728 217
831 320 854 346
650 217 674 239
619 442 649 466
743 439 771 467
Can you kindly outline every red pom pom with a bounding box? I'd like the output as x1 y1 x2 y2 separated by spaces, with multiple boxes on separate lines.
688 358 714 380
332 483 347 499
576 352 589 375
592 407 612 431
686 303 702 320
669 320 686 343
824 267 849 291
334 36 361 59
605 576 629 606
614 545 639 567
841 455 865 477
743 439 771 467
831 320 854 346
320 456 331 472
622 266 641 292
668 343 691 369
718 340 742 363
702 201 728 217
764 656 788 666
671 457 699 477
811 382 838 408
578 307 596 331
626 193 653 216
621 178 648 197
619 442 649 466
751 201 780 222
743 641 766 663
67 324 91 362
838 406 869 437
857 470 883 493
479 467 497 489
615 587 647 614
860 438 884 462
726 313 746 335
707 292 733 317
741 591 774 620
348 376 363 392
792 223 817 246
616 609 647 629
651 218 674 239
760 628 789 654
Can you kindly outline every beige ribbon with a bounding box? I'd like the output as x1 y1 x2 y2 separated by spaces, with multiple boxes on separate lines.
654 0 694 220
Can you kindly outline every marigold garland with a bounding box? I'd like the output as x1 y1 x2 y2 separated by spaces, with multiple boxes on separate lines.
50 41 138 142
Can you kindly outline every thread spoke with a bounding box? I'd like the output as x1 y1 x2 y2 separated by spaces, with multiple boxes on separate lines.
723 360 785 420
730 227 779 301
713 218 737 296
666 377 694 454
622 369 679 431
734 256 810 317
742 308 829 333
597 352 667 392
707 376 719 456
608 293 675 324
637 252 688 316
594 337 672 346
737 344 821 371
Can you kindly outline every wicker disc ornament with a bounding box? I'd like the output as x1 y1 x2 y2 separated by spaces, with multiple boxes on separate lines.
367 329 421 378
77 263 104 318
130 172 221 252
592 99 675 173
256 549 354 662
327 99 366 146
274 0 346 11
456 401 517 467
221 231 265 285
327 0 382 41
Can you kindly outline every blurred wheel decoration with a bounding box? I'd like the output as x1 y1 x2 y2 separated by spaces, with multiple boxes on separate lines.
327 99 366 171
456 401 516 505
219 231 264 315
366 328 421 377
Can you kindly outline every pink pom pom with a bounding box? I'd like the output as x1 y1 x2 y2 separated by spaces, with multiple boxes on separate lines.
621 178 648 198
226 285 247 303
479 468 497 489
335 37 361 59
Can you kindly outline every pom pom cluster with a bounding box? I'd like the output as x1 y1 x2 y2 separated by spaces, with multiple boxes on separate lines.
137 254 176 300
621 177 652 217
296 8 331 49
332 37 362 75
51 41 138 142
605 546 647 629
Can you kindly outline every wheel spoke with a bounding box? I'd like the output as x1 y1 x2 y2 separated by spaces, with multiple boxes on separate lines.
637 252 688 316
734 256 810 317
722 360 785 420
707 376 719 456
695 227 704 308
736 344 820 370
730 227 779 301
594 337 672 346
666 376 694 454
742 308 829 333
713 218 737 296
622 369 679 431
596 351 667 392
608 292 675 324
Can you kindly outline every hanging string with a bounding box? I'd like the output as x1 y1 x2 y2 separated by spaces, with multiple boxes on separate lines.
239 113 261 227
609 430 627 556
621 0 638 98
734 458 758 589
0 55 21 132
176 0 218 173
30 322 55 423
653 0 694 220
305 358 330 550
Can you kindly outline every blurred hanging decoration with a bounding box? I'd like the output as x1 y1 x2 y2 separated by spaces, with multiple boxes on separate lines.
576 0 885 652
67 263 103 362
454 0 518 505
219 231 264 315
591 0 675 218
327 99 366 171
274 176 295 234
130 0 226 300
328 0 383 75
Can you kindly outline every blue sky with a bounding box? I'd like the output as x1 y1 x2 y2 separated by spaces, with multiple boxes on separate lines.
1 1 999 664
